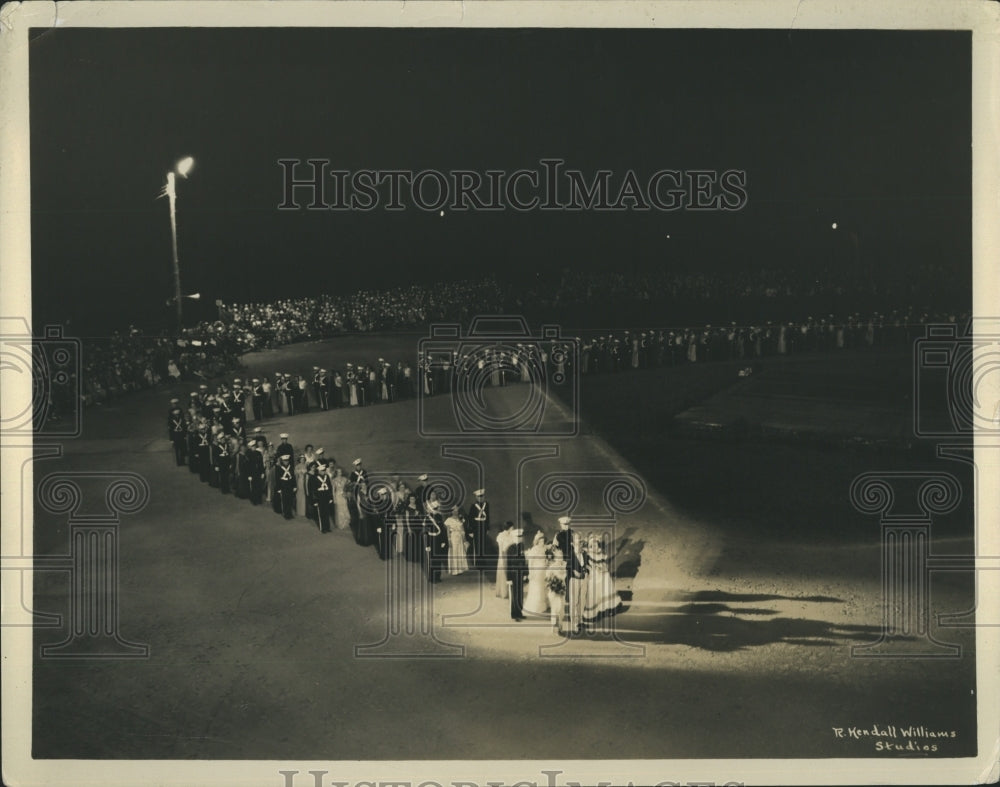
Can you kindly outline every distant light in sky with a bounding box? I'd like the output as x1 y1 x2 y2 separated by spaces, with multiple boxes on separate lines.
831 222 838 230
177 156 195 177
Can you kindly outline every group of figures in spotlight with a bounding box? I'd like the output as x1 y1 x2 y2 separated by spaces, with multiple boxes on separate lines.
498 517 624 635
167 388 622 635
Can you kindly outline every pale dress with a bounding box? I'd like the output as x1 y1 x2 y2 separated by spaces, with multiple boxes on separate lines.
444 516 469 575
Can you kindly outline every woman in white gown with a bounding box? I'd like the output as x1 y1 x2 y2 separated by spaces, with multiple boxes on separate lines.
331 466 351 530
544 543 567 633
494 521 515 599
583 533 622 623
294 455 308 518
522 531 550 616
443 506 470 576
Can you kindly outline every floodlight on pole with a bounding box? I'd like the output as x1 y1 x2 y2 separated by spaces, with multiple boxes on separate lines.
164 156 195 330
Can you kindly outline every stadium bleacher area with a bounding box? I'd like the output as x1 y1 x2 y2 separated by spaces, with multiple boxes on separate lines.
69 269 969 409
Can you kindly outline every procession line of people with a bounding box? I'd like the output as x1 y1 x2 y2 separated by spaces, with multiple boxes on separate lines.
168 388 622 631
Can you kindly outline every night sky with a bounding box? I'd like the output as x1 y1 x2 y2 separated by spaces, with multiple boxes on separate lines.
28 27 970 333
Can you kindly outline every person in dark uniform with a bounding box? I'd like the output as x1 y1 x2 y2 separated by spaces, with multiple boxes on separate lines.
208 426 224 488
251 378 265 421
215 432 232 495
231 379 248 426
350 458 369 489
186 417 201 475
412 474 428 513
218 391 233 424
247 439 265 505
274 453 296 519
196 422 212 483
167 398 188 466
282 374 297 416
422 501 446 583
233 442 251 500
467 488 490 568
554 515 576 598
309 459 334 532
506 528 528 620
275 432 294 462
372 486 393 559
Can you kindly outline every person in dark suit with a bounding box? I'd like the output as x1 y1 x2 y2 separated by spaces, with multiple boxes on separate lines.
506 529 528 620
167 398 188 466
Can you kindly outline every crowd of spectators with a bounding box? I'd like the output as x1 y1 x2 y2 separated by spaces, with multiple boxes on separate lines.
219 279 508 352
73 266 968 407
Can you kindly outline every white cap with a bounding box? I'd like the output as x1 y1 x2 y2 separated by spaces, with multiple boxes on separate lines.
353 458 362 466
558 516 572 526
316 448 324 455
418 474 428 481
474 488 485 496
279 433 289 439
253 427 262 434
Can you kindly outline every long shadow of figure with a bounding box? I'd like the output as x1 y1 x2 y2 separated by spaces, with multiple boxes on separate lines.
598 530 898 651
596 602 891 651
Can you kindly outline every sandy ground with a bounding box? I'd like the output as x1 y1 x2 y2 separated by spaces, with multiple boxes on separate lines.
28 337 978 761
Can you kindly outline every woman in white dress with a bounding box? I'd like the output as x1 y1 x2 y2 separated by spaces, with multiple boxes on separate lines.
522 531 550 616
294 455 308 518
544 543 567 633
583 533 622 624
443 506 470 576
494 521 515 599
331 466 351 530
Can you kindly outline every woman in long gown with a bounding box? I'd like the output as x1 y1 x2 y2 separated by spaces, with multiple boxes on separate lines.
522 531 550 616
331 467 351 530
294 457 308 518
544 543 567 633
494 521 515 599
355 481 374 546
583 533 622 623
443 506 470 576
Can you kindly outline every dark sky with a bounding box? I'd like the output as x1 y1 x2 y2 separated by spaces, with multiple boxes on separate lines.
29 27 970 333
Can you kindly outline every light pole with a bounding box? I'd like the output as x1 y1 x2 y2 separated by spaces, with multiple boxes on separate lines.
164 156 195 330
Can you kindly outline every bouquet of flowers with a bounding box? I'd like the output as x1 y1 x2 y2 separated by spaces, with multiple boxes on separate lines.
545 575 566 595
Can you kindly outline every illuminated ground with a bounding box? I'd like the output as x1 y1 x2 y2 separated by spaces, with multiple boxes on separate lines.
30 335 977 759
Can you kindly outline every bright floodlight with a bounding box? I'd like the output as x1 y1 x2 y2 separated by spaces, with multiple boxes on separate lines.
176 157 195 178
